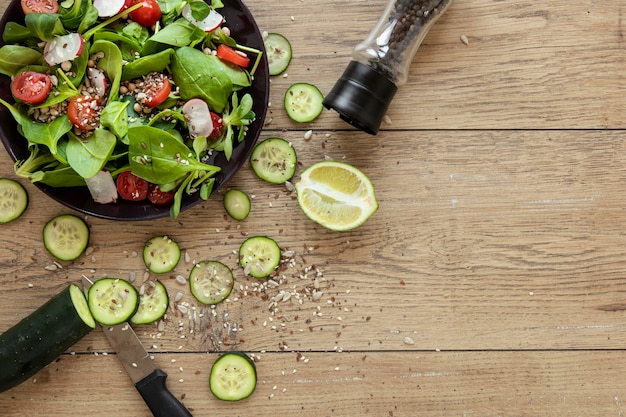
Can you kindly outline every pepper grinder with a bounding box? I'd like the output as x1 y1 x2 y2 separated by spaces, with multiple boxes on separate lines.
323 0 453 135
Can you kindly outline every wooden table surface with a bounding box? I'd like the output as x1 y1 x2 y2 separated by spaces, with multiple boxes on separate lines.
1 0 626 415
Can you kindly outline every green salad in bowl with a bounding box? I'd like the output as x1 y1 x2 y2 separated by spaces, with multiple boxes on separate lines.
0 0 269 220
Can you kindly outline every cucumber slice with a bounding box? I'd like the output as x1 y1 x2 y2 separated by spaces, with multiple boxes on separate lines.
0 178 28 224
209 351 257 401
130 280 169 325
223 189 251 220
43 214 90 261
0 284 95 393
238 236 281 279
87 278 139 326
249 137 297 184
264 32 292 76
284 82 324 123
143 235 181 274
189 260 234 305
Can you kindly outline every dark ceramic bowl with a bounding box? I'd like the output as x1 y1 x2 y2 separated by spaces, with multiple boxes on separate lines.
0 0 268 220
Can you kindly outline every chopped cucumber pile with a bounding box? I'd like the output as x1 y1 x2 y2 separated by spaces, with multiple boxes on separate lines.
143 235 181 274
189 260 234 305
0 178 28 224
209 351 257 401
264 32 292 76
43 214 90 261
238 236 281 279
223 189 251 220
284 82 324 123
249 137 297 184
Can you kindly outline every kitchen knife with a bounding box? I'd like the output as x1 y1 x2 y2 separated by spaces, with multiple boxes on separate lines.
82 276 192 417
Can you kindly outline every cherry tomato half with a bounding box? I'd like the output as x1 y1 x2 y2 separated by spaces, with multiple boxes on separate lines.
143 73 171 108
129 0 162 27
216 44 250 67
147 184 175 206
11 71 52 105
67 95 102 131
21 0 59 14
117 171 149 201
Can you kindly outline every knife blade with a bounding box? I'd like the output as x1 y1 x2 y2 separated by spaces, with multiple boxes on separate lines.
82 276 192 417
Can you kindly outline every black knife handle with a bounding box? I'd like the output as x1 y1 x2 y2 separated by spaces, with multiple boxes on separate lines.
135 369 193 417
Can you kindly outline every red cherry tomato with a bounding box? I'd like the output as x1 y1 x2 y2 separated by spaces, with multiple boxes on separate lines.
216 44 250 67
147 184 175 205
67 95 102 130
116 171 149 201
11 71 52 105
143 73 171 108
129 0 162 27
21 0 59 14
208 112 224 139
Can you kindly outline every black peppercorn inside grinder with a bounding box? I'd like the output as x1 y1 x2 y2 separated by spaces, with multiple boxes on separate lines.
323 0 454 135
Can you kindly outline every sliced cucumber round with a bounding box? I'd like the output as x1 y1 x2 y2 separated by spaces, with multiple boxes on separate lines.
223 189 251 220
249 137 297 184
209 351 257 401
88 278 139 326
143 235 181 274
284 82 324 123
189 260 234 305
43 214 90 261
131 280 169 325
0 178 28 224
238 236 281 279
264 32 292 76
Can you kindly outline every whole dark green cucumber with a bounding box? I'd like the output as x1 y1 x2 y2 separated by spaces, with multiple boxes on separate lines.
0 283 95 393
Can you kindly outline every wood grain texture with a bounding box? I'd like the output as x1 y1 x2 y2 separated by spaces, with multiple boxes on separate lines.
1 0 626 415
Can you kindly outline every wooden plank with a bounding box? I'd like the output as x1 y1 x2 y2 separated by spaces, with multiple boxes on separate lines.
1 351 625 416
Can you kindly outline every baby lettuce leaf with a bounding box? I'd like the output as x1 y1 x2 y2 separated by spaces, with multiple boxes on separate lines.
121 48 174 81
66 129 116 178
90 40 123 101
0 45 42 77
171 46 232 113
128 125 220 185
100 100 129 140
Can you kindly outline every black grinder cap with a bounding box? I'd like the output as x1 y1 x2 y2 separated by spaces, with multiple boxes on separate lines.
323 61 398 135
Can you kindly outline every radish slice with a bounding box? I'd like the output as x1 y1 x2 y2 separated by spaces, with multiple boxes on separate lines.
182 98 214 138
182 4 223 32
87 67 108 98
43 33 84 66
93 0 126 17
85 170 118 204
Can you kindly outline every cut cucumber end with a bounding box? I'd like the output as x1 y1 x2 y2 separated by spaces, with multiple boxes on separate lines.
0 178 28 224
209 351 257 401
223 189 251 220
43 214 90 261
249 137 297 184
69 283 96 329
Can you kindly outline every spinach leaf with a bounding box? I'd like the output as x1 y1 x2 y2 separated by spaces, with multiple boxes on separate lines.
100 100 129 140
60 0 90 30
24 13 65 41
122 48 174 81
90 40 123 101
0 45 42 77
128 125 220 184
143 18 206 54
66 129 116 178
0 98 73 162
65 41 90 87
77 3 99 34
2 22 34 44
171 46 232 113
